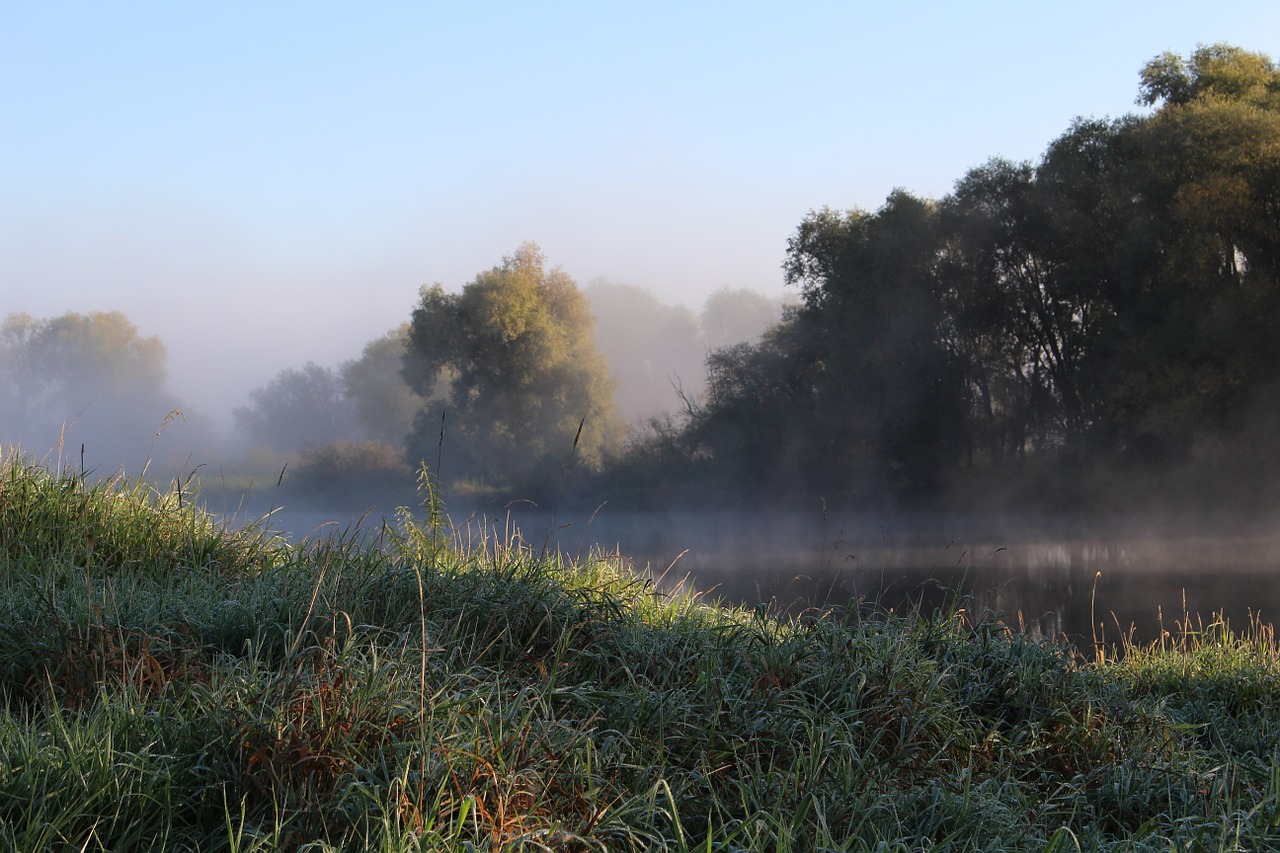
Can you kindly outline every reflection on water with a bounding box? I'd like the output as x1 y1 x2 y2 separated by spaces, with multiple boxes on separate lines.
227 498 1280 653
513 508 1280 652
669 536 1280 651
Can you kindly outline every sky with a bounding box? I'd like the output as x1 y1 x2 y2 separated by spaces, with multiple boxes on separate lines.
2 1 1278 428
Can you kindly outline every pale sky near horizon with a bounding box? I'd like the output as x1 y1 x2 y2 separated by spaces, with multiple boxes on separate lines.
2 2 1278 427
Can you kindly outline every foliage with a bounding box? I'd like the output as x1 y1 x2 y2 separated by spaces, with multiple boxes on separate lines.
0 310 193 473
231 326 428 506
681 319 823 493
233 361 360 453
698 285 788 351
629 44 1280 509
1138 43 1280 109
285 438 417 509
787 192 970 493
340 323 428 447
403 243 623 490
3 455 1280 849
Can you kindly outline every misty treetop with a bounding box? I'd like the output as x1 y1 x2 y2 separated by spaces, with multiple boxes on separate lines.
585 281 790 424
583 282 703 425
0 310 196 472
233 362 360 453
1 311 165 412
232 325 425 455
341 324 427 448
402 242 623 489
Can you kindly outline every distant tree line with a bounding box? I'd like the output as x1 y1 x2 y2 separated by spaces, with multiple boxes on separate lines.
585 280 788 424
232 325 426 454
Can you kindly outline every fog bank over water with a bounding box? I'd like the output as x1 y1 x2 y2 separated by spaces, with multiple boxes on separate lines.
214 482 1280 652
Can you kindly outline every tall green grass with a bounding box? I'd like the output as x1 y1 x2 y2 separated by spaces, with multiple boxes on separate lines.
1 450 1279 850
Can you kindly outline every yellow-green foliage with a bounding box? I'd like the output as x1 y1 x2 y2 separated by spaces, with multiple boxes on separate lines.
403 243 623 487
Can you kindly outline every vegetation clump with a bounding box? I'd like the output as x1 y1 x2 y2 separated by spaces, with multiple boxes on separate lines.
2 454 1280 851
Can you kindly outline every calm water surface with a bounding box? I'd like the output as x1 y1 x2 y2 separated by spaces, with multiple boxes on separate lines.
503 506 1280 651
664 535 1280 649
236 499 1280 652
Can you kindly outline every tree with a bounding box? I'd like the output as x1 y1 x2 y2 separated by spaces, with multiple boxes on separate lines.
682 317 822 491
1102 45 1280 461
698 287 787 351
402 243 622 488
234 362 359 452
784 193 968 493
1 310 165 426
1139 44 1279 110
937 157 1109 461
340 324 428 447
0 310 189 471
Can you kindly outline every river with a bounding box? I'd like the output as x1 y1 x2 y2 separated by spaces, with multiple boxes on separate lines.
219 496 1280 653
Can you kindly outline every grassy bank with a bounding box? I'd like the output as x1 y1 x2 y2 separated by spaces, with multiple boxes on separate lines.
1 455 1279 850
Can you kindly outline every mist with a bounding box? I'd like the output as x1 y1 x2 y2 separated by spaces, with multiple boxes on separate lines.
584 281 792 425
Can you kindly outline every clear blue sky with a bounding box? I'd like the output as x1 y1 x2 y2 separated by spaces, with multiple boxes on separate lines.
2 1 1277 422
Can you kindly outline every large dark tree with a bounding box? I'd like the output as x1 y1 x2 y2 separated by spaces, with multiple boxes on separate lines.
938 157 1110 462
782 192 968 493
1073 45 1280 463
605 44 1280 508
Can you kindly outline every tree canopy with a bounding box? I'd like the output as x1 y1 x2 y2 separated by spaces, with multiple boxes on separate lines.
340 323 426 448
619 44 1280 508
233 362 360 452
0 310 190 471
402 243 622 488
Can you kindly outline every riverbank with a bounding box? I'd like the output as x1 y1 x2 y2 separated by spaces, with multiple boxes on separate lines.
2 455 1279 850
